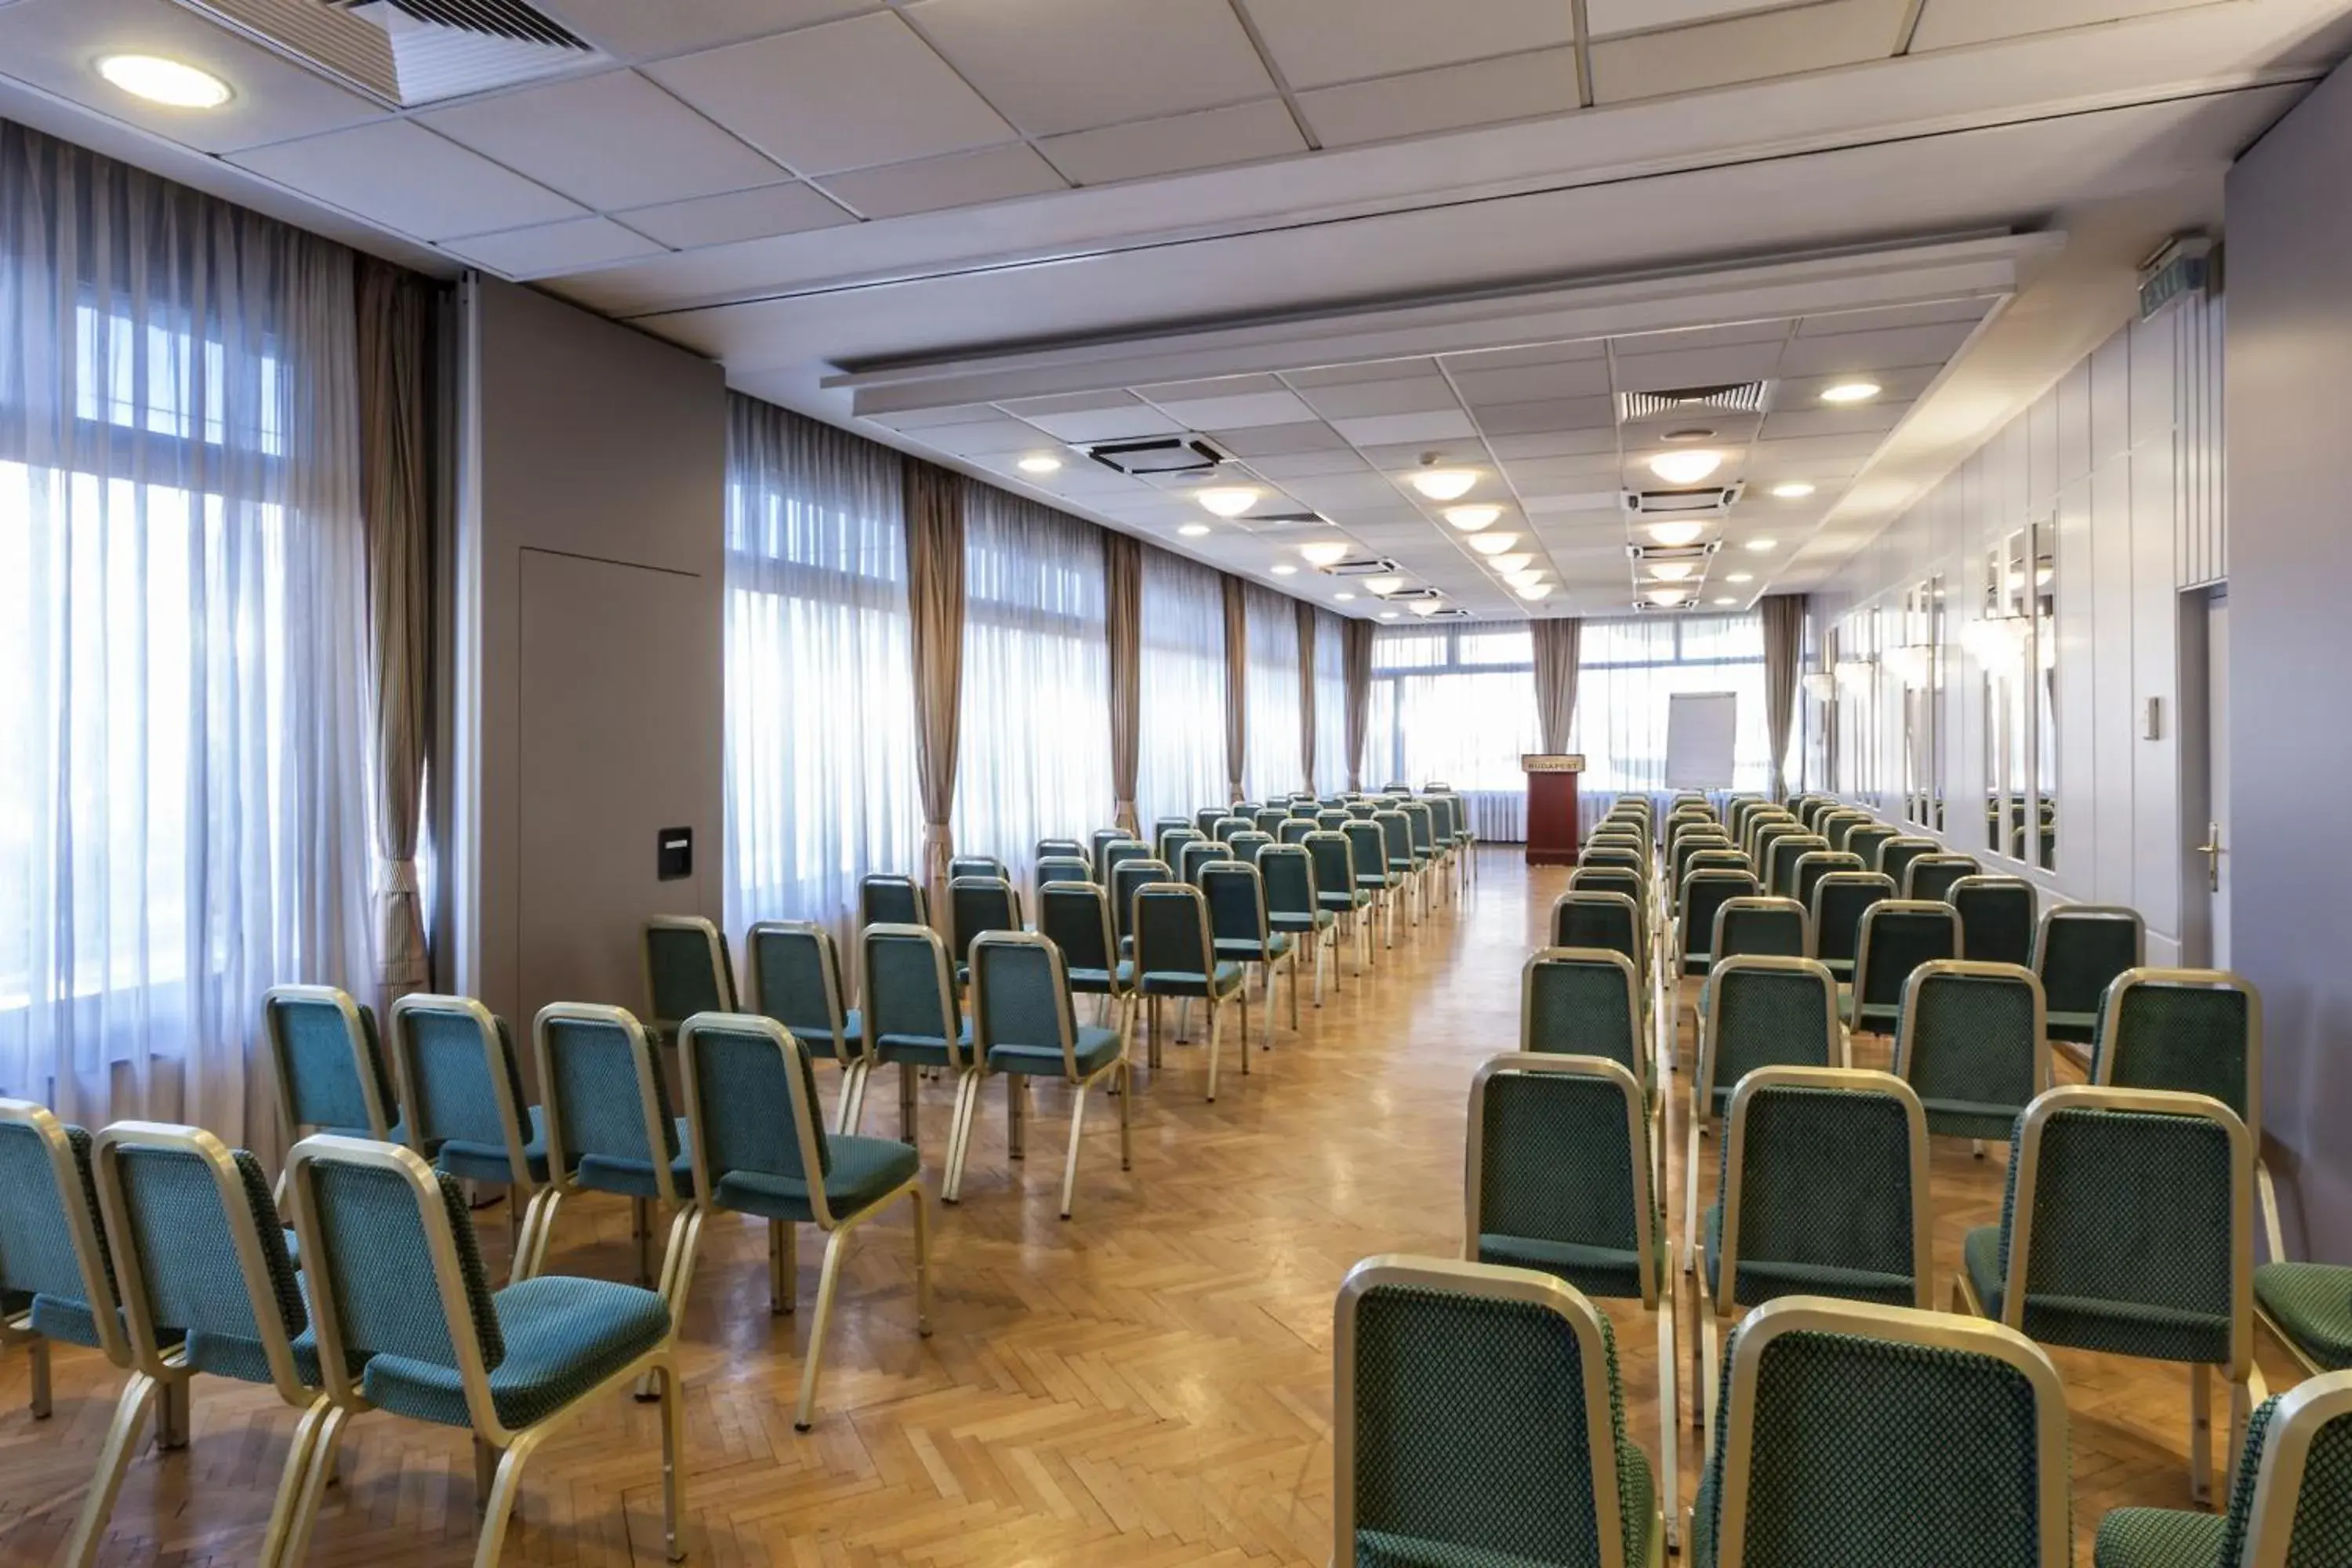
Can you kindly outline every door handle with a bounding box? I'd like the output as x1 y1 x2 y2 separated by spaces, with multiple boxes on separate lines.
2194 821 2221 893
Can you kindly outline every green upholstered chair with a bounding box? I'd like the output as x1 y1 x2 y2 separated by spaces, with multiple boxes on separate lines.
1178 838 1232 886
1956 1085 2259 1504
1875 836 1940 889
1038 880 1136 1036
1694 1068 1932 1444
1203 860 1298 1046
1948 874 2037 969
1092 826 1133 882
1254 807 1290 835
1690 896 1812 1050
1132 882 1247 1099
746 920 867 1134
964 931 1132 1218
1680 851 1751 924
1342 819 1400 950
1259 844 1340 1004
1668 832 1733 906
1109 855 1172 956
1685 957 1842 1275
0 1101 134 1436
522 1004 702 1319
1820 810 1871 853
1403 800 1444 909
76 1122 330 1568
1034 836 1086 865
281 1133 688 1562
641 916 738 1045
677 1012 928 1420
1277 817 1316 846
261 983 401 1186
1373 809 1422 929
1523 950 1657 1127
1155 825 1202 865
1761 834 1828 900
1844 823 1900 874
1903 852 1980 901
1893 960 2050 1147
1750 821 1802 878
2256 1267 2352 1381
1212 815 1253 845
2096 1368 2352 1568
387 993 546 1279
860 922 973 1155
1552 891 1649 999
1306 829 1373 975
1844 898 1962 1033
1033 853 1094 906
1334 1254 1661 1568
947 853 1007 884
1228 829 1276 865
2092 968 2285 1264
1679 869 1759 978
858 873 927 931
1467 1054 1679 1551
1315 808 1351 832
947 876 1022 984
1692 1298 2071 1568
1194 805 1229 835
1789 849 1860 913
2034 904 2144 1048
1570 865 1648 912
1807 871 1892 984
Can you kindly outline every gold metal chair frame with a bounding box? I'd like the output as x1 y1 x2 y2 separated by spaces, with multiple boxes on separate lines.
2237 1368 2352 1567
1134 880 1246 1101
1518 951 1663 1174
1847 898 1965 1034
858 873 929 933
747 919 869 1135
860 920 973 1163
387 992 539 1283
2028 902 2145 1040
641 913 738 1041
1200 858 1301 1049
962 930 1134 1218
1257 844 1345 1007
1892 959 2050 1159
1903 852 1981 898
262 982 394 1201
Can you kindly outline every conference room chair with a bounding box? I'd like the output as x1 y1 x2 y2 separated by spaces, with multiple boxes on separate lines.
1956 1084 2259 1504
1893 960 2050 1149
1149 815 1189 844
2092 967 2285 1264
861 923 972 1154
1750 821 1804 882
1228 828 1276 864
680 1011 930 1416
1875 834 1940 887
1091 826 1131 882
1693 1068 1933 1442
948 853 1008 884
1110 855 1173 956
642 915 739 1046
1374 808 1424 928
1402 800 1443 908
1666 811 1719 866
1342 819 1401 949
1844 822 1900 875
1278 817 1316 846
1820 809 1871 852
1762 833 1831 899
1668 831 1732 902
1685 956 1842 1273
1179 837 1230 885
522 1004 703 1314
1101 837 1153 898
2034 903 2147 1048
1254 807 1289 835
0 1100 138 1438
1950 874 2038 969
1807 870 1893 985
263 980 401 1151
947 874 1022 984
386 993 546 1277
1569 866 1647 916
1903 851 1980 901
2256 1261 2352 1377
962 931 1131 1218
1193 805 1227 835
1465 1054 1679 1548
281 1132 689 1561
1551 891 1649 1003
1259 844 1339 1004
1132 882 1247 1098
858 872 927 931
1033 853 1094 906
1332 1254 1661 1568
1844 898 1963 1035
1345 800 1377 820
1315 808 1351 832
1033 836 1086 865
1679 869 1759 981
1428 795 1469 892
1305 829 1374 974
2096 1368 2352 1568
1203 860 1298 1045
746 920 867 1134
1038 879 1136 1036
1692 1298 2071 1568
1691 896 1810 1046
1522 949 1657 1134
1789 848 1860 912
1213 814 1253 845
1155 824 1202 864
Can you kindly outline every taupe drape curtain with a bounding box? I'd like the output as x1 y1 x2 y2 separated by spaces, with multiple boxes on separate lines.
1105 532 1142 835
1221 575 1248 801
1342 618 1374 792
358 257 434 1009
1294 600 1318 797
1530 616 1581 756
906 459 967 906
1761 592 1807 799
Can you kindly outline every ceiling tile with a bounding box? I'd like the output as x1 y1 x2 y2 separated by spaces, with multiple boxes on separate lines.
1776 365 1942 403
1000 390 1147 417
1037 100 1305 185
419 71 787 211
1443 339 1608 372
866 405 1004 430
539 0 880 59
1795 299 1994 336
1298 48 1582 149
0 0 384 154
1911 0 2219 52
230 121 586 241
1773 321 1979 376
1145 390 1318 428
1298 377 1459 419
1610 342 1788 393
1489 429 1621 459
819 143 1065 218
1358 440 1485 470
441 216 667 278
927 416 1070 456
906 0 1274 136
1244 0 1575 88
615 182 855 248
1610 318 1794 354
1016 405 1188 443
1209 422 1348 458
1249 449 1371 477
1588 0 1907 103
647 12 1016 176
1280 473 1411 508
1478 397 1616 436
1284 359 1442 388
1450 360 1615 406
1584 0 1818 37
1331 408 1477 447
1758 403 1906 440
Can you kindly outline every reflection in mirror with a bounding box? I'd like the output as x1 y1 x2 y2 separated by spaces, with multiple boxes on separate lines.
2034 519 2057 871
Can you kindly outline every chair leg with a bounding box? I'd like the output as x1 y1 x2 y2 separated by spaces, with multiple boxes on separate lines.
1059 1083 1088 1220
265 1399 348 1568
1656 1276 1681 1554
839 1060 869 1137
1289 953 1301 1031
658 1358 687 1563
154 1371 189 1451
770 1218 795 1315
514 1188 561 1282
2189 1361 2213 1505
1682 1119 1702 1276
26 1337 50 1421
1206 1000 1224 1102
1178 996 1191 1043
1007 1072 1025 1162
474 1433 498 1511
794 1226 854 1431
1118 1061 1134 1172
472 1424 554 1568
942 1068 983 1204
2229 1371 2256 1486
632 1196 653 1288
1700 1310 1723 1446
2258 1161 2288 1265
900 1060 920 1149
60 1370 160 1568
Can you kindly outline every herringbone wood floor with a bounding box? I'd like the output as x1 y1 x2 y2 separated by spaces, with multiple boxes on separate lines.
0 853 2307 1564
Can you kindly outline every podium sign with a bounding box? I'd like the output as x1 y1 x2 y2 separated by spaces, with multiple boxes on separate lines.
1522 753 1585 866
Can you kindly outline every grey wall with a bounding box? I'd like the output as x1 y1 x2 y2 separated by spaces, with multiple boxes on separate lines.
2224 61 2352 1262
449 277 727 1033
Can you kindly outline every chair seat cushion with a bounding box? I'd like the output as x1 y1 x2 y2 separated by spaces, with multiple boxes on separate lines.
1214 933 1294 960
1140 962 1243 998
1317 890 1370 910
989 1025 1123 1080
1965 1225 2231 1362
436 1104 552 1188
363 1274 670 1430
2092 1508 2227 1568
876 1023 974 1069
713 1134 922 1224
575 1117 696 1200
1269 910 1335 933
2256 1261 2352 1370
1067 960 1136 994
790 1009 864 1059
1478 1229 1664 1305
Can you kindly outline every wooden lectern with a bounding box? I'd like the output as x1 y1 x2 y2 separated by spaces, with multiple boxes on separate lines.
1523 753 1584 866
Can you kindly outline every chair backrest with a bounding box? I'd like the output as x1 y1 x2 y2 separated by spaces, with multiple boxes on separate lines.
1945 875 2036 967
679 1009 837 1210
1549 891 1645 981
1039 881 1118 977
1402 802 1436 856
1034 837 1086 864
1428 797 1459 843
1179 839 1231 885
1305 830 1355 902
1845 823 1900 872
949 875 1022 963
861 924 968 1069
1680 869 1759 963
1258 844 1318 919
1895 961 2050 1128
1714 896 1808 963
1468 1054 1657 1305
1254 808 1289 835
1316 809 1351 830
1193 805 1227 835
746 920 856 1062
1904 853 1980 901
644 916 739 1033
1876 836 1940 886
1763 834 1830 898
1702 1298 2070 1568
1212 815 1252 844
1808 872 1894 966
1520 953 1646 1080
947 853 1006 884
532 1003 682 1204
2092 967 2261 1136
1200 861 1274 954
1342 820 1386 880
1278 818 1316 845
858 873 927 931
1345 800 1377 819
0 1100 125 1363
1033 855 1094 906
1152 815 1190 840
971 931 1086 1080
1567 865 1644 903
1790 850 1862 912
1229 829 1276 862
1996 1086 2252 1377
1580 845 1646 884
1715 1067 1931 1311
1091 827 1131 882
1133 883 1215 978
1374 809 1412 864
1102 837 1153 889
2034 904 2147 1020
387 993 535 1188
1334 1254 1646 1568
263 983 397 1142
1111 857 1173 942
1750 819 1802 873
2215 1370 2352 1567
1156 825 1202 863
1699 956 1840 1111
1853 899 1964 1014
1820 810 1871 852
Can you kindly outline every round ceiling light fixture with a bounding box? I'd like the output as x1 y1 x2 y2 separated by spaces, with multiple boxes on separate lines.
1362 575 1405 597
1714 596 1738 606
1334 591 1356 602
1443 503 1501 531
1270 564 1297 575
1648 586 1691 607
1409 598 1443 616
1298 539 1352 566
1195 485 1261 517
1648 561 1696 582
1647 448 1724 485
1378 610 1400 620
1517 583 1554 601
1769 481 1816 499
1486 553 1534 575
1016 453 1063 474
1467 532 1522 557
97 54 232 107
1178 523 1211 537
1646 521 1706 547
1409 456 1479 501
1745 538 1779 553
1726 572 1755 584
1820 381 1882 405
1506 568 1547 590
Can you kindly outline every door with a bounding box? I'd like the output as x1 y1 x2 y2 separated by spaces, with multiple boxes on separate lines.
2205 597 2230 967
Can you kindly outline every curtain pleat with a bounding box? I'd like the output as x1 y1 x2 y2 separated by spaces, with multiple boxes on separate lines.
1312 609 1348 793
1105 532 1142 834
906 459 967 907
1343 618 1374 792
1138 547 1226 824
1294 600 1317 796
1762 593 1806 799
1531 616 1581 755
1221 573 1247 802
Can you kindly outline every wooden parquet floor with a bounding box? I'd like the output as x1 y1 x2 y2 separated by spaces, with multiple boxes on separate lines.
0 854 2309 1565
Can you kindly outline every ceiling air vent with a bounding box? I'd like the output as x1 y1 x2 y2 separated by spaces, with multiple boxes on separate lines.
1622 482 1744 518
1632 599 1700 612
1380 587 1444 604
1624 540 1724 562
1316 555 1401 579
1086 435 1229 477
174 0 604 107
1425 607 1474 619
1237 510 1325 528
1618 383 1769 423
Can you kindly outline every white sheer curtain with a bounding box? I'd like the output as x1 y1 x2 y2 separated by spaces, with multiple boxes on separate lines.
1364 624 1538 838
1138 548 1225 827
1312 610 1348 796
1571 612 1771 822
0 122 373 1144
724 397 921 944
953 487 1111 887
1243 583 1305 799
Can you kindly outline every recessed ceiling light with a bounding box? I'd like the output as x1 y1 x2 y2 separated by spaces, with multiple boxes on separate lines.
1714 596 1737 606
1443 503 1501 531
1726 572 1754 584
97 55 232 108
1468 532 1522 557
1016 453 1062 474
1196 485 1260 517
1409 599 1443 616
1646 521 1706 547
1271 564 1297 575
1299 539 1351 566
1486 554 1534 574
1769 481 1816 499
1517 583 1554 601
1409 457 1478 501
1178 523 1211 537
1745 539 1778 552
1647 448 1723 485
1649 562 1696 582
1335 592 1356 602
1363 575 1405 597
1506 569 1546 589
1648 586 1690 606
1820 382 1881 405
1378 610 1400 619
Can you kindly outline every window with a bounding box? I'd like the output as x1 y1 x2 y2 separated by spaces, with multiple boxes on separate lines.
1570 613 1771 802
1138 550 1226 826
1364 624 1539 838
1243 583 1304 799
